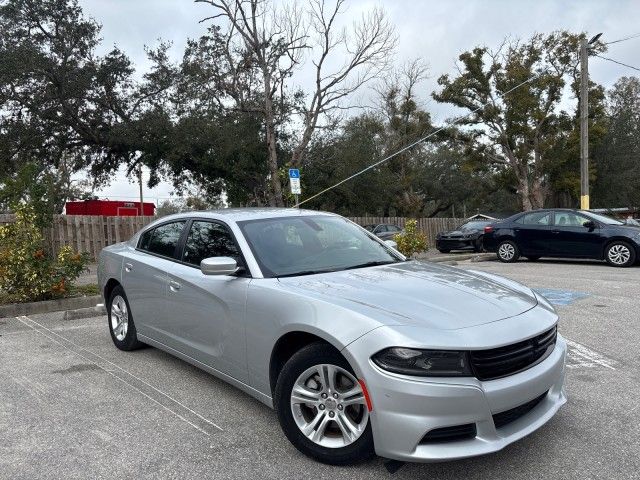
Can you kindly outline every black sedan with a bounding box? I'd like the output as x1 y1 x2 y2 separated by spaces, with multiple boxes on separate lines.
435 220 492 253
483 209 640 267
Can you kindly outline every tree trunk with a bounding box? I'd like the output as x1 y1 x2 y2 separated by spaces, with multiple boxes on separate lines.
262 74 284 207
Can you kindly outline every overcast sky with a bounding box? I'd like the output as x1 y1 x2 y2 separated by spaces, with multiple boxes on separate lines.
78 0 640 203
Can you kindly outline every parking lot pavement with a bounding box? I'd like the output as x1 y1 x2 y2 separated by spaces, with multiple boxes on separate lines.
1 260 639 479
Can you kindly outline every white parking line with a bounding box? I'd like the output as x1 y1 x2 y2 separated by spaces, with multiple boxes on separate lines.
566 339 618 370
15 315 223 435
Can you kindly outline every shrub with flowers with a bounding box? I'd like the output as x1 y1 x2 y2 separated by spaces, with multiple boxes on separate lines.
394 219 428 258
0 204 89 303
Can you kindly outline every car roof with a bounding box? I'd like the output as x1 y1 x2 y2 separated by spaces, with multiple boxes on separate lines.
148 208 337 224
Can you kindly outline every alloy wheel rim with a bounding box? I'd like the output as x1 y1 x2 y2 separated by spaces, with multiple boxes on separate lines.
608 244 630 265
290 364 369 448
499 243 515 260
110 295 129 341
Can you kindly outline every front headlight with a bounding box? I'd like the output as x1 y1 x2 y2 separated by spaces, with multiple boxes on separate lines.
372 347 473 377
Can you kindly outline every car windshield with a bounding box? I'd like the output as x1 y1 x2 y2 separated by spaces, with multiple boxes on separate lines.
459 221 490 231
581 211 625 225
238 216 403 278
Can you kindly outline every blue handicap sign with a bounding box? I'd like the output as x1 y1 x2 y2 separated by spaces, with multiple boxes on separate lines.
289 168 300 179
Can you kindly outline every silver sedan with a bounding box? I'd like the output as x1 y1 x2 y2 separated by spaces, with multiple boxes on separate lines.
98 208 567 465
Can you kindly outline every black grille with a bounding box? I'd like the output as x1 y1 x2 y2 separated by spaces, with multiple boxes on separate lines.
470 327 557 381
492 392 548 429
420 423 477 444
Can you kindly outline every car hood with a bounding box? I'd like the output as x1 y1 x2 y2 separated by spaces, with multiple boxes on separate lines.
440 229 478 236
277 261 537 330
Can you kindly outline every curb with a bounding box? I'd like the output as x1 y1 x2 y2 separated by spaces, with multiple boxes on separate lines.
0 295 103 318
64 303 107 321
429 253 495 264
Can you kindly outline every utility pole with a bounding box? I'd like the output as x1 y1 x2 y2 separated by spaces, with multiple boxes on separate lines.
580 33 603 211
138 165 144 217
580 38 589 210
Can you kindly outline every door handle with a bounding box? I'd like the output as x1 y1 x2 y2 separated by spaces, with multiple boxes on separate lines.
124 263 133 272
551 230 560 234
169 280 181 292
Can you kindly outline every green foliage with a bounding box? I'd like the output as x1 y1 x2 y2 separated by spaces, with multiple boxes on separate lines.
0 204 89 303
394 220 428 258
592 77 640 208
433 31 606 210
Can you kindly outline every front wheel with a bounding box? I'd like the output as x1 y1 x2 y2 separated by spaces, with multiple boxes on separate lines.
274 343 374 465
473 236 484 253
605 241 636 267
497 240 520 263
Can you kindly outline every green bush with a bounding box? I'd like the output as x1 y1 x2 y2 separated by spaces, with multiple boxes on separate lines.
0 204 89 303
394 219 428 258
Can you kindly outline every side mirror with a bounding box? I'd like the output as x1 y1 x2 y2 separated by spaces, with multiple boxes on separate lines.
583 220 596 230
384 240 398 249
200 257 238 276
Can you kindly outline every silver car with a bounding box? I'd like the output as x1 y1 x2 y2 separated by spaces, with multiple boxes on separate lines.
98 208 567 465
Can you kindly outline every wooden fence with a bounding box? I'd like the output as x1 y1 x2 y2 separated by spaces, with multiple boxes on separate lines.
348 216 462 244
0 214 462 261
0 214 155 261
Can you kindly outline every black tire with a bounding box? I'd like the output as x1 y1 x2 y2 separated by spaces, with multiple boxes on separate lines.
526 256 541 261
107 285 144 351
496 240 520 263
438 249 451 254
274 343 374 465
604 241 636 268
473 236 484 253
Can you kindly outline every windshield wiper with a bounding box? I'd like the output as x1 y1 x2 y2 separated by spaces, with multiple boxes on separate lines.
276 269 339 278
343 260 399 271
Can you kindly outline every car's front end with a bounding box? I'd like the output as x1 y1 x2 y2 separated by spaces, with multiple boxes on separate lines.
343 303 566 462
435 231 480 251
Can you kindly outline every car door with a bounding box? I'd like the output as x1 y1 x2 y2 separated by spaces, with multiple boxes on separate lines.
549 211 603 258
513 211 553 255
163 219 250 383
122 220 187 339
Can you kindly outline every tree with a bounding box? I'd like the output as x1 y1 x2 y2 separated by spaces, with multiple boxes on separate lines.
195 0 396 206
0 0 176 192
433 32 605 210
592 76 640 208
303 64 495 217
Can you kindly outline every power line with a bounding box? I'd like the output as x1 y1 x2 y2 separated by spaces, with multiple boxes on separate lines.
295 74 541 207
604 32 640 45
594 54 640 73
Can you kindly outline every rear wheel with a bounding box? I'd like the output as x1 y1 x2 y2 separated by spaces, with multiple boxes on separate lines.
274 343 374 465
605 241 636 267
497 240 520 263
108 286 143 351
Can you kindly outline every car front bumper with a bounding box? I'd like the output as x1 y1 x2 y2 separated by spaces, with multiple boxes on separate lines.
345 334 567 462
436 238 477 250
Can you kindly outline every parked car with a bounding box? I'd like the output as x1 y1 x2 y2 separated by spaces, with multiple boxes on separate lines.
99 208 566 465
435 220 493 253
363 223 403 240
483 208 640 267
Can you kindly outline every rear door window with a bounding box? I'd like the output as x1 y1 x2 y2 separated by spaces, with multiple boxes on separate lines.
139 221 186 258
517 212 552 226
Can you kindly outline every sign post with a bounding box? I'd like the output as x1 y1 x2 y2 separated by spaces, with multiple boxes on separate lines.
288 168 301 207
